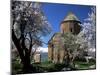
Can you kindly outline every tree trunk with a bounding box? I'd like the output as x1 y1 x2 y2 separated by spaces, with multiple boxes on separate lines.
23 54 33 73
12 29 36 73
12 29 25 64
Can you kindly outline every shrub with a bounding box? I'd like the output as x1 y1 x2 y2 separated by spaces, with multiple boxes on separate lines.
12 60 23 74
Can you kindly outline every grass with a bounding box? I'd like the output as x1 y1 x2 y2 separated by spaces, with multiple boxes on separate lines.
74 61 96 70
32 60 96 72
32 60 69 72
12 59 96 74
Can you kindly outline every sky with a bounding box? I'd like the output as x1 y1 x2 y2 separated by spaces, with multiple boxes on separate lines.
40 2 95 48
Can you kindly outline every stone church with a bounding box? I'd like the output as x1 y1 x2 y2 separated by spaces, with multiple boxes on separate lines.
48 12 81 63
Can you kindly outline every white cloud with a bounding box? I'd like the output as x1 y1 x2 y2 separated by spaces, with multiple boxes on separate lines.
37 47 48 53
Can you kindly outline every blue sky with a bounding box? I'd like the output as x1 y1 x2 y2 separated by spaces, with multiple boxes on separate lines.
40 2 95 48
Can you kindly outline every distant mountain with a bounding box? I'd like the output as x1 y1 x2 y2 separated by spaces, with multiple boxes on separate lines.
40 52 48 62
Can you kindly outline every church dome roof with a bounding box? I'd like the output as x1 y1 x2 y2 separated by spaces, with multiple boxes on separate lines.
63 12 81 23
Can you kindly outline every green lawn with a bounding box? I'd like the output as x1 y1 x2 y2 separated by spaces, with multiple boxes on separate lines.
74 61 96 70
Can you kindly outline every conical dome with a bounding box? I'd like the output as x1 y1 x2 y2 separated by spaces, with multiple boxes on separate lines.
63 12 81 23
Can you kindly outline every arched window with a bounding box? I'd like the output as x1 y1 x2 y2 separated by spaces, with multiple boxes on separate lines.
70 22 74 33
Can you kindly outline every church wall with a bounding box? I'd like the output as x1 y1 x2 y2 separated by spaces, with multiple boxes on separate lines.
74 24 81 34
61 21 81 34
60 22 70 33
48 44 53 61
59 49 65 63
53 45 59 63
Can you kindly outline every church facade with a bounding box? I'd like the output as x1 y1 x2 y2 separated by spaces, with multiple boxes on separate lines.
48 12 81 63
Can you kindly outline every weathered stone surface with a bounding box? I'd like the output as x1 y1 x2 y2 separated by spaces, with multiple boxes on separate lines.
48 44 53 61
34 52 41 63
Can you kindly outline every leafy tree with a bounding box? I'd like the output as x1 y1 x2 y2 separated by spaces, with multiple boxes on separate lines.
11 1 51 73
62 32 88 68
82 7 96 49
79 7 96 59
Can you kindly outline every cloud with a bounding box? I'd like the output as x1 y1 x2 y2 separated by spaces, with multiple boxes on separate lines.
37 47 48 53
